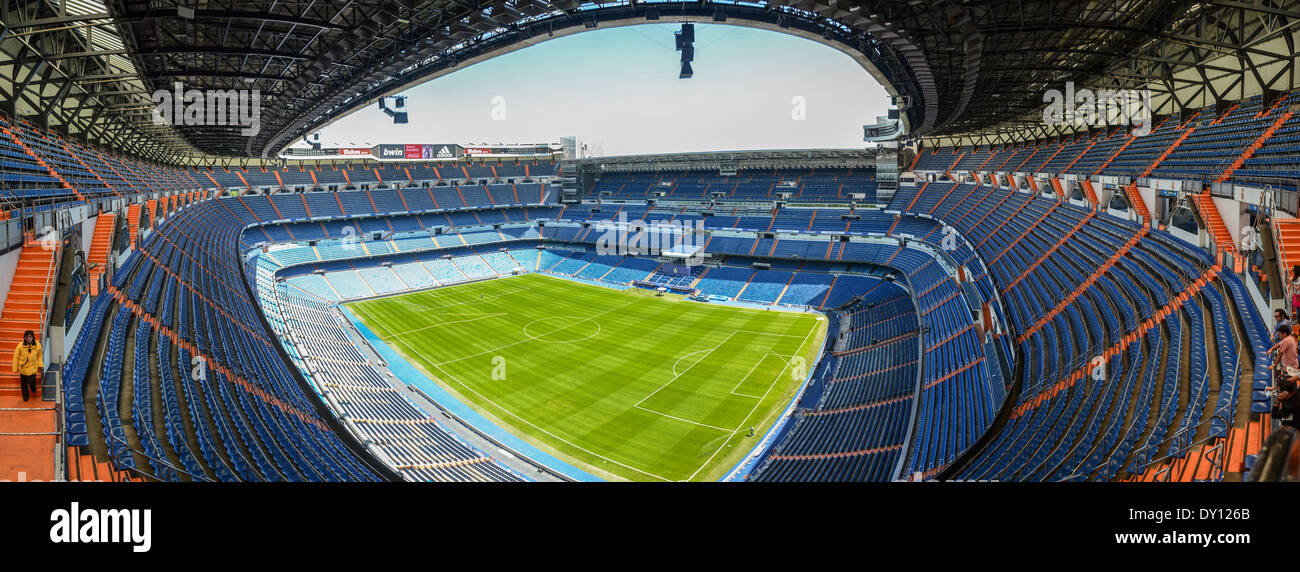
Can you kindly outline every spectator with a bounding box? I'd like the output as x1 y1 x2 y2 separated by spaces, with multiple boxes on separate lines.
10 330 41 402
1276 309 1292 344
1270 324 1298 376
1273 368 1300 431
1291 266 1300 319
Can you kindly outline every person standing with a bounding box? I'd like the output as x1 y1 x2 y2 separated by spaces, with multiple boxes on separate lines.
1271 324 1298 379
1290 266 1300 320
11 330 41 402
1272 367 1300 431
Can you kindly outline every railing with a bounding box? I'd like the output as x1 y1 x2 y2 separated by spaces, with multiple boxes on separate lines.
894 283 926 481
1245 426 1300 482
1116 411 1234 482
1272 207 1296 337
90 349 223 483
1137 434 1229 484
1235 175 1300 202
1027 238 1243 483
34 231 62 343
97 410 217 483
65 444 133 483
1120 315 1244 483
1055 413 1230 482
0 179 81 214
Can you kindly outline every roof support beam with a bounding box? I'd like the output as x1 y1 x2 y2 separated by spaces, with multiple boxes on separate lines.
119 10 350 31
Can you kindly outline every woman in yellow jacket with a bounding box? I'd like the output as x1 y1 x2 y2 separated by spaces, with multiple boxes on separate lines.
12 330 41 401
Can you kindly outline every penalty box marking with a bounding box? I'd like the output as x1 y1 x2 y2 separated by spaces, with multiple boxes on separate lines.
685 323 819 481
635 331 804 432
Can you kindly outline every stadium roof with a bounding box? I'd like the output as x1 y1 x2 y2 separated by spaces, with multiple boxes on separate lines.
1 0 1296 162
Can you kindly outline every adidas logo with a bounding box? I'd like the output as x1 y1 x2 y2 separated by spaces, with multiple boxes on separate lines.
436 146 453 158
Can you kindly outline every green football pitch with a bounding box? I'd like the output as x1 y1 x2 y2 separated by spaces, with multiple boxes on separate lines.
347 272 826 481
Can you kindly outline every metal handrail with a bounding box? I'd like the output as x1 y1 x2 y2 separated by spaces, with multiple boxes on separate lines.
66 445 132 483
1245 426 1300 482
1145 436 1227 483
1080 349 1171 481
1056 417 1226 483
97 413 216 483
91 350 221 483
1233 175 1300 199
1112 412 1233 482
0 181 82 214
1059 324 1240 483
34 228 62 347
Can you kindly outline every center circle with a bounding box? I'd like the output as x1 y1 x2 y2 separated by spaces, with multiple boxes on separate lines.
523 316 601 343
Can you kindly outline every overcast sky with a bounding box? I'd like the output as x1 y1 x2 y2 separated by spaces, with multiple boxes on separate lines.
292 23 891 156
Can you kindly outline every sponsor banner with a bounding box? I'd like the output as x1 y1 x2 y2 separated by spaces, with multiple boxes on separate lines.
463 145 558 157
374 144 405 159
369 143 460 160
284 148 336 157
285 143 554 160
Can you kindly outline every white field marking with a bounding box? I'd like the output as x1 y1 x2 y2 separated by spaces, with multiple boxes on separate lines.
671 349 712 377
685 324 819 482
732 329 808 338
354 303 401 339
397 283 533 312
521 316 602 344
399 279 534 308
635 355 783 427
391 312 509 337
632 404 733 432
380 329 675 482
633 333 794 430
634 330 797 408
432 297 641 367
728 353 795 397
358 285 816 481
394 298 429 312
729 352 789 398
359 293 677 481
633 331 740 408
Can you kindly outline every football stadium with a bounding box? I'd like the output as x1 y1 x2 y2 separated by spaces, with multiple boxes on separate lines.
1 0 1299 494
